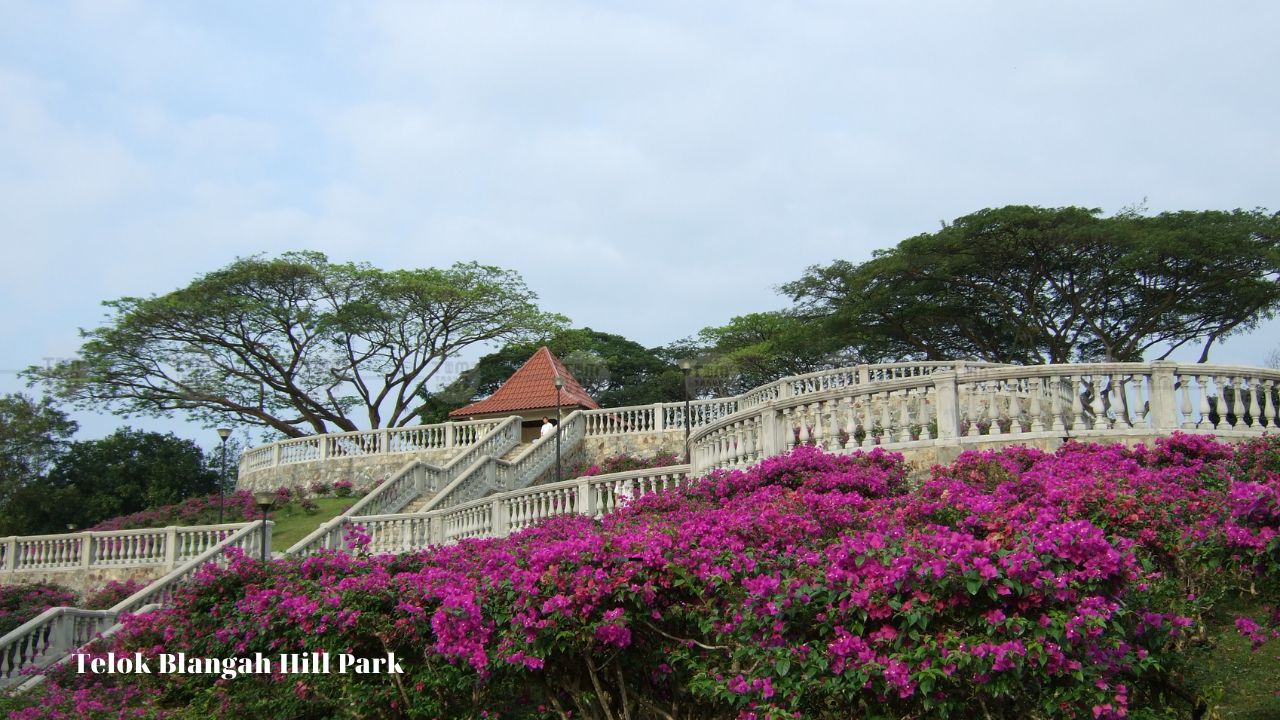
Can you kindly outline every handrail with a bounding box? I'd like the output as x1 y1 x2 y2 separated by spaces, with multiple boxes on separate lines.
239 417 506 475
284 417 523 556
417 411 587 514
290 463 693 556
0 523 255 574
0 521 269 690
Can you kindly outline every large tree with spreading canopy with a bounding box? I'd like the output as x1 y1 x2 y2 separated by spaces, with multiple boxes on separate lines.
781 206 1280 364
26 252 566 437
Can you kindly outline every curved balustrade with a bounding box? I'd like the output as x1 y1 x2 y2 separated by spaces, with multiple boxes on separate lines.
0 521 268 690
239 418 505 476
0 524 254 574
689 361 1280 472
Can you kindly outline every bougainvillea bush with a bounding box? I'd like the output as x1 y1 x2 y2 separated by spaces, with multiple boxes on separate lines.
10 435 1280 719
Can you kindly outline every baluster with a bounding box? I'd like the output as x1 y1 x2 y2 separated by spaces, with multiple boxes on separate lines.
897 391 912 443
986 383 1001 435
1029 379 1045 432
1195 375 1212 429
861 395 876 447
1232 377 1246 429
966 384 981 437
841 397 856 449
1264 380 1278 428
1137 374 1152 427
879 392 893 444
1008 381 1023 434
810 403 824 449
1247 378 1262 429
918 388 933 441
1090 376 1107 430
1110 374 1129 427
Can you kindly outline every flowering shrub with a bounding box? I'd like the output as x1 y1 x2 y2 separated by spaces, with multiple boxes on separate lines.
0 583 77 635
82 580 148 610
333 480 354 497
567 451 683 478
12 435 1280 719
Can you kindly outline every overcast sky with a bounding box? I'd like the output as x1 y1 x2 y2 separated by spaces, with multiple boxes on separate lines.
2 1 1278 447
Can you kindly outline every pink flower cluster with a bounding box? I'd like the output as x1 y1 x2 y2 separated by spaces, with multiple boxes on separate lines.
13 434 1280 719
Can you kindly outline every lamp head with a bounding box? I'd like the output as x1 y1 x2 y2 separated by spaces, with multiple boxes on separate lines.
217 428 232 441
678 359 693 372
553 375 564 389
253 491 276 511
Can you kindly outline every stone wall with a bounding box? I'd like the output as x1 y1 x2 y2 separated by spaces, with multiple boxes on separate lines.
580 431 686 462
0 566 166 598
236 449 458 494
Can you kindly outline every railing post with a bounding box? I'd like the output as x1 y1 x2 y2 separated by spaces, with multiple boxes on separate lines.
576 478 593 516
1149 361 1178 430
490 499 508 538
932 372 960 441
429 512 445 545
80 532 93 569
318 436 329 461
759 409 781 461
272 443 281 468
855 364 869 385
379 429 390 454
653 403 665 431
2 536 13 571
445 422 455 449
164 526 179 569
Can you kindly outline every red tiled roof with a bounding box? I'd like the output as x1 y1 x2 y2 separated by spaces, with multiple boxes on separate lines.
449 346 600 417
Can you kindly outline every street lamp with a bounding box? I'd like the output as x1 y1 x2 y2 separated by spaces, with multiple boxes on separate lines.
554 374 564 482
679 359 694 463
252 491 276 563
216 428 232 524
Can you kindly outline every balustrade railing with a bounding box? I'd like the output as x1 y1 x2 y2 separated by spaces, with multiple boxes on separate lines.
0 521 269 691
690 361 1280 472
239 418 505 476
285 417 522 556
289 465 692 556
1 524 254 574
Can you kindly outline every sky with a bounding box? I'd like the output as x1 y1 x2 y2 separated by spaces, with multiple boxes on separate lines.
2 1 1279 450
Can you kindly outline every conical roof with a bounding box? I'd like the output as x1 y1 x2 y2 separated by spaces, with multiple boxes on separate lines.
448 346 600 417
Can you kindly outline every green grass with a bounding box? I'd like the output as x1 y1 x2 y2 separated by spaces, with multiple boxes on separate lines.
1185 596 1280 719
267 497 355 552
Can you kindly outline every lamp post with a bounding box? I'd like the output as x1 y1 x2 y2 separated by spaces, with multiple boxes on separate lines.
252 491 275 563
679 359 693 463
216 428 232 524
554 374 564 482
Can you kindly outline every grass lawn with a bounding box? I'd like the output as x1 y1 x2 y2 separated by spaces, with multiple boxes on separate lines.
267 497 355 553
1186 596 1280 719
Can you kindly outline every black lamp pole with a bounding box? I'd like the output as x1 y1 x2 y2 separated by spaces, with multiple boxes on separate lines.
554 375 564 482
216 428 232 523
679 360 693 463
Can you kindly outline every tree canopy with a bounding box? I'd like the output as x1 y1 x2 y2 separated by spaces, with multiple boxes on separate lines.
26 253 566 437
782 206 1280 364
418 328 682 421
2 428 218 535
0 393 77 510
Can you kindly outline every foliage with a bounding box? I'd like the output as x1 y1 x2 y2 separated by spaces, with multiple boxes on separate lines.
0 583 77 636
419 327 680 421
26 252 566 437
782 206 1280 363
0 393 77 509
81 580 148 610
14 435 1280 719
2 428 219 535
565 451 683 478
676 311 855 395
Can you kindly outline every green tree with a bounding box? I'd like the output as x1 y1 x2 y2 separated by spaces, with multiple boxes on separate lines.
26 253 566 437
0 393 77 509
418 328 681 421
782 206 1280 364
3 428 218 534
680 311 856 394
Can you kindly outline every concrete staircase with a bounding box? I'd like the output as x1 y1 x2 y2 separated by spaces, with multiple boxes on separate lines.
400 442 533 513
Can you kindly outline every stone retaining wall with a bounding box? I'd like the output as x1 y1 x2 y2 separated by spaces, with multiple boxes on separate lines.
236 449 457 494
0 566 167 598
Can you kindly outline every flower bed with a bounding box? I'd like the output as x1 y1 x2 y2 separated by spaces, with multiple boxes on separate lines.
9 435 1279 719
